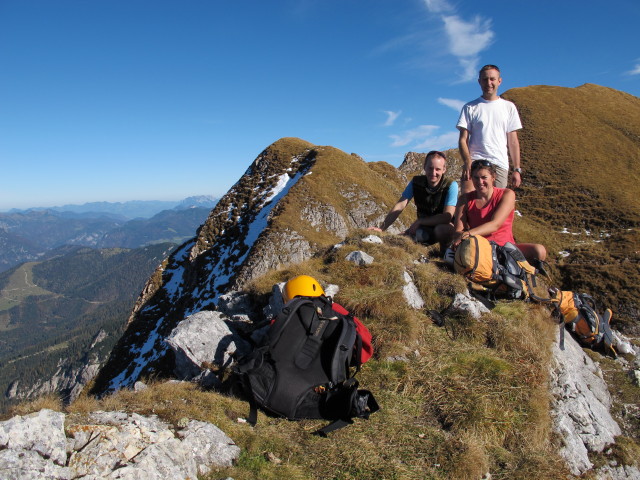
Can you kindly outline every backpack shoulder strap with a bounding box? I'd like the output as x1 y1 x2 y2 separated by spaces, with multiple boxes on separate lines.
293 297 335 370
330 313 358 383
268 297 314 348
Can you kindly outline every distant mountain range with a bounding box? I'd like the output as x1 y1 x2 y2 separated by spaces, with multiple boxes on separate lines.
0 196 219 411
0 196 218 273
4 195 218 220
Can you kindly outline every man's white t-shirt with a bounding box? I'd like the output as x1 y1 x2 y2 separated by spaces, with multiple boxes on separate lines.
456 97 522 171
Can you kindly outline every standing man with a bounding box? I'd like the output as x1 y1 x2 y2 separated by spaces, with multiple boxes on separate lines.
370 150 457 251
457 65 523 193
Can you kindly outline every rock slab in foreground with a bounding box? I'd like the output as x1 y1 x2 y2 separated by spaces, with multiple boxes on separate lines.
550 334 622 476
0 408 240 480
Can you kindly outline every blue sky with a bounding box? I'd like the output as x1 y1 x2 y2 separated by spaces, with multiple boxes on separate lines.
1 0 639 210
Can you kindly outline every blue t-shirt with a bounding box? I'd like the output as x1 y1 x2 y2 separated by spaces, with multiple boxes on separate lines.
402 180 459 208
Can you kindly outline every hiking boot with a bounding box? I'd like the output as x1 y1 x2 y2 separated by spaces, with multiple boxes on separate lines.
427 310 445 327
530 259 550 277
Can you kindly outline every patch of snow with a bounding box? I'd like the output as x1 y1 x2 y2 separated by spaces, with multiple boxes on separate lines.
199 169 309 309
107 316 168 391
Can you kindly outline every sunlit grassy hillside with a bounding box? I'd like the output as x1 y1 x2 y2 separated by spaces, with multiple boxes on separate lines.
503 84 640 331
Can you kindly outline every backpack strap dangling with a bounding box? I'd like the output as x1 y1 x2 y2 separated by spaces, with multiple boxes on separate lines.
548 288 566 350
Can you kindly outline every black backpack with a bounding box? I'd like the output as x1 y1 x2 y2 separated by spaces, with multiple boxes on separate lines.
235 295 379 435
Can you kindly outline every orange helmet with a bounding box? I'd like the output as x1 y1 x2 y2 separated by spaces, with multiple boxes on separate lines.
283 275 325 302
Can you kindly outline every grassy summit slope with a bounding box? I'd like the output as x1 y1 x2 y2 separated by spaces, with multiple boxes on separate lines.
64 231 570 480
504 83 640 228
503 84 640 329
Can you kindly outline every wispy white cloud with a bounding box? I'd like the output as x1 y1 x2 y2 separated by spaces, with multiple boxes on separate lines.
383 110 402 127
442 15 494 58
423 0 454 14
389 126 459 151
437 97 465 112
389 125 439 147
414 131 459 151
458 57 481 83
627 61 640 75
422 1 494 82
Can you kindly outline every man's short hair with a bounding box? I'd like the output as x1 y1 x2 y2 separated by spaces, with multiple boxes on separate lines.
479 64 501 77
425 150 447 164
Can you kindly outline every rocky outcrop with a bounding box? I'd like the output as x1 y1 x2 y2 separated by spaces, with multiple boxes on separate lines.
402 270 425 309
550 334 622 476
0 409 240 479
444 291 491 319
398 149 464 179
165 310 251 387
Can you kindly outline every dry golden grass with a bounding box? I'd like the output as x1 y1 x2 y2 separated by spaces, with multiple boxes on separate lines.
4 393 63 419
234 232 571 479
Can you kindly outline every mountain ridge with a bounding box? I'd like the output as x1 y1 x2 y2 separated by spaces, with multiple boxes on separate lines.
5 195 218 219
0 201 217 273
92 137 410 393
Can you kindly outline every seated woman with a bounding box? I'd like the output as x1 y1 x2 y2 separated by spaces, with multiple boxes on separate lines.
450 159 547 269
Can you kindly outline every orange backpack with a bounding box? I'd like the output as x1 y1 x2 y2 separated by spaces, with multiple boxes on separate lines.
454 235 542 301
549 288 616 355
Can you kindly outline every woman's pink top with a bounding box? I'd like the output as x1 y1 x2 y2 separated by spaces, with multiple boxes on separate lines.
464 187 515 245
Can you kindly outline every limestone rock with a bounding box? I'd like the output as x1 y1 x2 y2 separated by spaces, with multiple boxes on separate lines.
345 250 374 266
550 334 622 476
595 464 640 480
362 234 383 244
165 310 251 380
178 419 241 474
0 408 240 479
402 271 425 309
217 291 258 323
0 409 67 466
325 283 340 298
263 282 287 319
0 448 72 480
612 330 637 356
445 291 491 319
300 202 349 238
66 410 240 479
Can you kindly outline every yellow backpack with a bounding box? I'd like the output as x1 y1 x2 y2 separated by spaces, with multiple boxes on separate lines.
549 288 616 355
454 235 540 300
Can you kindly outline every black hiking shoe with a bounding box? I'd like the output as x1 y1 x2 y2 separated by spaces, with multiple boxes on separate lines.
530 259 550 277
427 310 445 327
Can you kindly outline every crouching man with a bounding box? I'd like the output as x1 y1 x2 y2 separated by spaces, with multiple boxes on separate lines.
370 150 458 252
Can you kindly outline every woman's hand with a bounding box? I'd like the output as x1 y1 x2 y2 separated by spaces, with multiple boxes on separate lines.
450 230 470 250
